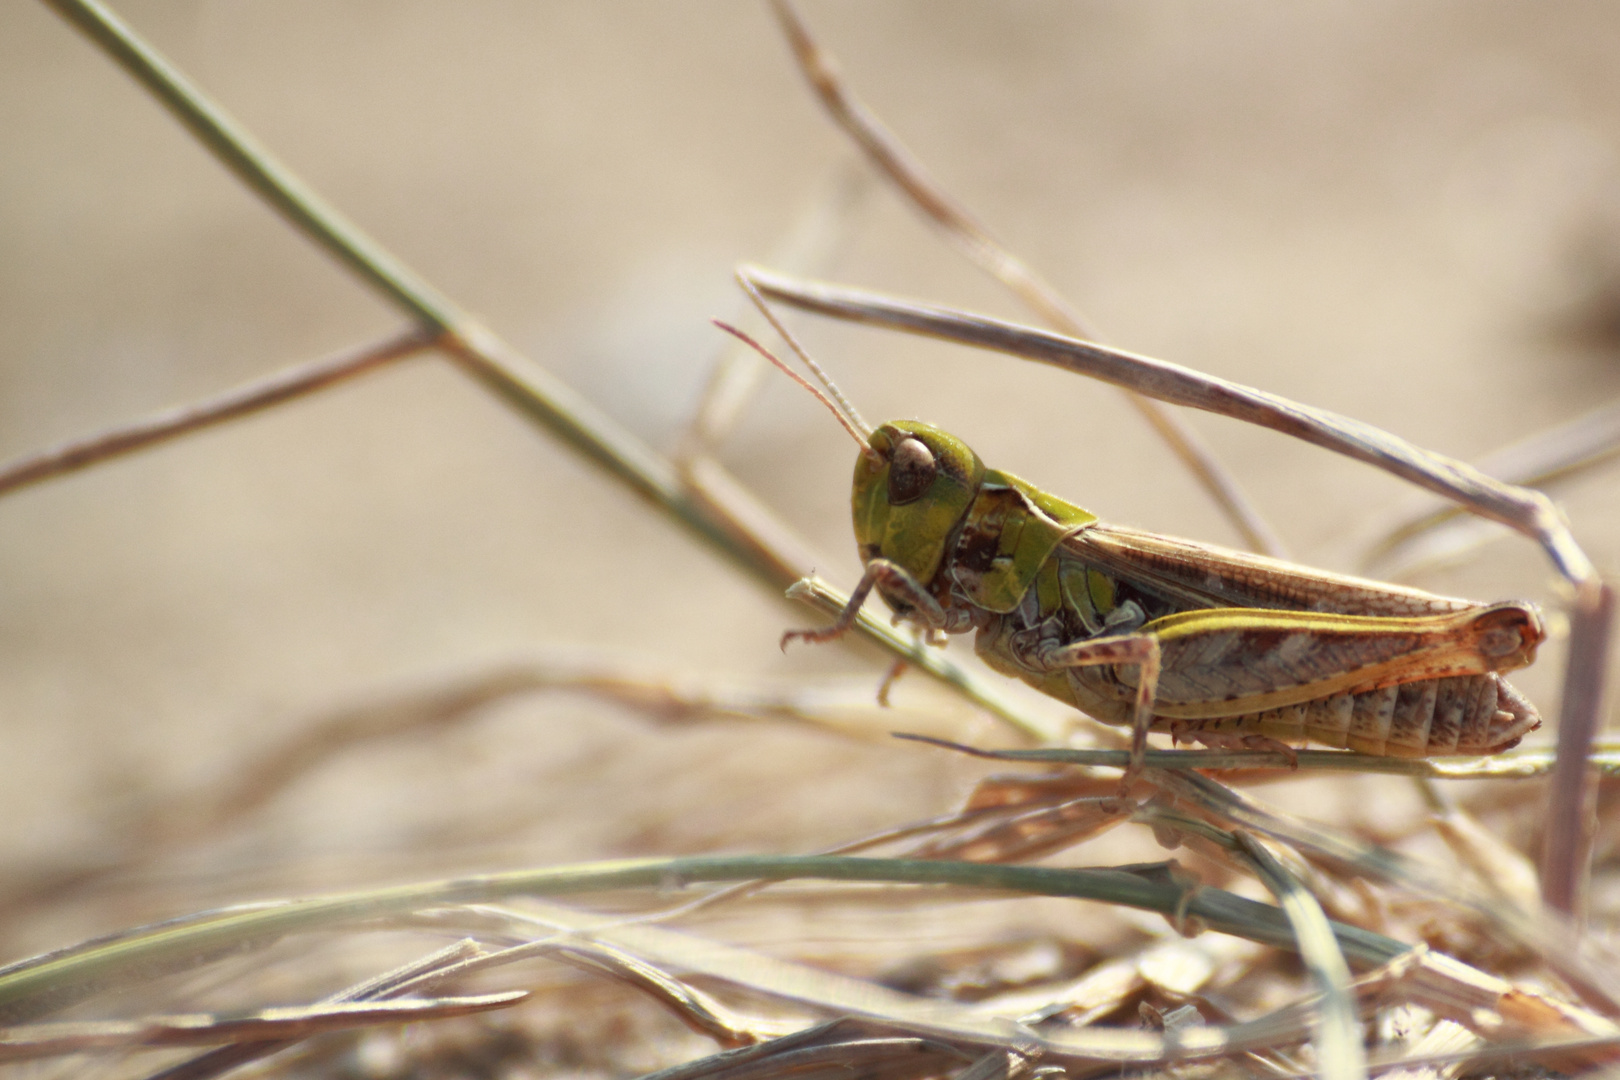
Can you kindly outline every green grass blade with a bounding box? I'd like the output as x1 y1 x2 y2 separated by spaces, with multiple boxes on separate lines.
0 854 1409 1023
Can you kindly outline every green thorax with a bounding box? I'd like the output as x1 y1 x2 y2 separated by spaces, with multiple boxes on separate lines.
851 421 1098 612
952 468 1099 613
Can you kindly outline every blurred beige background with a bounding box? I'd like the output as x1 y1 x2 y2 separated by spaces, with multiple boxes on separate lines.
3 0 1620 966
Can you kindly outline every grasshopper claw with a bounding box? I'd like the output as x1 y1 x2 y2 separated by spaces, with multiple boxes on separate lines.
780 625 847 651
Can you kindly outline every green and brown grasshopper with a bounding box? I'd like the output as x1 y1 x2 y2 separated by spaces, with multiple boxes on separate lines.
718 323 1546 767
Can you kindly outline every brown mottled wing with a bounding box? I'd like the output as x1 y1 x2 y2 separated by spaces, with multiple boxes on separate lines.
1064 522 1476 617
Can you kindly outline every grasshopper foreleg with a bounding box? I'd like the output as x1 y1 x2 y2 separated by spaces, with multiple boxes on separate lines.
781 558 947 650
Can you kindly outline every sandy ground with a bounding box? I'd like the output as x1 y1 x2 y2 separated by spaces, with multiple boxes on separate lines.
2 1 1620 1071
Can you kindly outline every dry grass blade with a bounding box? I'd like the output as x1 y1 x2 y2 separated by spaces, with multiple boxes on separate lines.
767 0 1288 560
408 899 1389 1067
895 732 1620 780
1150 769 1620 1012
529 940 775 1049
1233 831 1366 1080
0 854 1417 1058
632 1021 977 1080
412 907 789 1048
1541 581 1616 915
0 993 526 1063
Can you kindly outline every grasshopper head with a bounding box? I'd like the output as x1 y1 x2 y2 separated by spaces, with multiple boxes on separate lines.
852 421 985 590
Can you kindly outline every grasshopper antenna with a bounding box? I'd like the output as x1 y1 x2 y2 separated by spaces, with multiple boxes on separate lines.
731 267 875 446
711 320 874 457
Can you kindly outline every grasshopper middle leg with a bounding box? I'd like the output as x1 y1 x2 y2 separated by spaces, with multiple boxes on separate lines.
1036 632 1164 796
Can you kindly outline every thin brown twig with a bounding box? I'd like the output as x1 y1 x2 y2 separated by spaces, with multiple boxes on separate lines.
769 0 1288 559
0 327 436 500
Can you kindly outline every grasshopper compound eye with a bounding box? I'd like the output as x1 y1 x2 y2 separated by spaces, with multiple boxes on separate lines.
887 436 936 505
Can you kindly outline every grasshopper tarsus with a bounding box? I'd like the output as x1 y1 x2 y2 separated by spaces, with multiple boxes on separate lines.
780 625 845 651
1175 729 1301 767
1261 738 1301 769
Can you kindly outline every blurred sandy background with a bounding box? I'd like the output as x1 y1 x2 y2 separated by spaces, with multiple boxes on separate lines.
3 0 1620 1012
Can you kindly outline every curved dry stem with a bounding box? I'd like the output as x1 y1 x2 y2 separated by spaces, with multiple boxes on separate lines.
768 0 1288 560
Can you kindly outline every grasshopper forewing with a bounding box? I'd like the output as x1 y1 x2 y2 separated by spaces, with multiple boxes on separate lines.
766 406 1545 765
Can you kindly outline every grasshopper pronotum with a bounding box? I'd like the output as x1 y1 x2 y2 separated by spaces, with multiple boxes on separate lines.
718 311 1546 769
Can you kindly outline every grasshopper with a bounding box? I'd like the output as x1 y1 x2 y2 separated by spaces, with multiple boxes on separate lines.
718 321 1545 765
